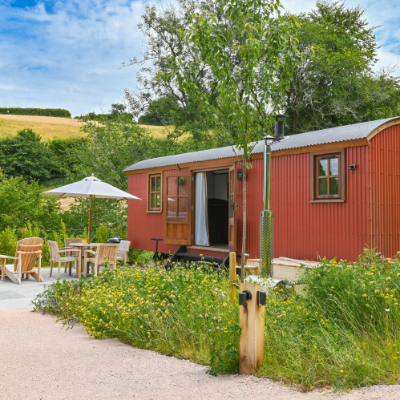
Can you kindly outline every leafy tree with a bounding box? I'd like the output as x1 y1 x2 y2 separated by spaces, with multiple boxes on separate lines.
284 0 400 134
48 137 89 183
162 0 300 278
78 103 133 123
78 115 207 190
0 129 54 183
138 96 176 126
0 170 62 233
124 0 218 143
110 103 127 115
78 117 160 190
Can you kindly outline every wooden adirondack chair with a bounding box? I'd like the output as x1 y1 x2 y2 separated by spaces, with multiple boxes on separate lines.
0 237 44 285
83 244 119 277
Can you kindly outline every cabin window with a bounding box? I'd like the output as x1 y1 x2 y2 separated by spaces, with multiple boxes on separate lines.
148 173 162 212
311 149 345 202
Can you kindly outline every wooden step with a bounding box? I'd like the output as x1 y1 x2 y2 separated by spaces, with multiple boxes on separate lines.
246 258 317 280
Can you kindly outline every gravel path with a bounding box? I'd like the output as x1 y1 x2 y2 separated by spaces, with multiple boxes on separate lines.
1 310 400 400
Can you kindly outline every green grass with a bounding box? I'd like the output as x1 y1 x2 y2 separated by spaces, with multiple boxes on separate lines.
260 249 400 390
33 250 400 390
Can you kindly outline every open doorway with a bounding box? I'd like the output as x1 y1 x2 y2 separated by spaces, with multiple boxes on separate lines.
194 169 229 248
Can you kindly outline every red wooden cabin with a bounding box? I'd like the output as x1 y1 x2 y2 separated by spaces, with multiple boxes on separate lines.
125 117 400 263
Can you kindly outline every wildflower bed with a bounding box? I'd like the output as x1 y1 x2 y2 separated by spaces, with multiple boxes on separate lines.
262 250 400 390
34 251 400 390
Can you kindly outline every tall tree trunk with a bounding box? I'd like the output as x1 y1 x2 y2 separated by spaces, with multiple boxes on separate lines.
240 166 247 282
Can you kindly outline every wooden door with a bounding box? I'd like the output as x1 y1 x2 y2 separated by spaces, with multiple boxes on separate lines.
228 165 237 252
163 172 192 245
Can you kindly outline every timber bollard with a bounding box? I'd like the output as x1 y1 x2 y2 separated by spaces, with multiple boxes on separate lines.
229 252 237 301
239 282 266 374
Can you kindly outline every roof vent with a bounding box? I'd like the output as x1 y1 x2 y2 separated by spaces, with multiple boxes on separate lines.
274 114 287 141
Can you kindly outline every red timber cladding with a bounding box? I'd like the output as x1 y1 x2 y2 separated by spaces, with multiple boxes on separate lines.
127 168 188 255
237 146 369 262
368 126 400 257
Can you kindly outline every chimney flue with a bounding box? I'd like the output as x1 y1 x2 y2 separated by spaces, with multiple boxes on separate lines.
274 114 287 141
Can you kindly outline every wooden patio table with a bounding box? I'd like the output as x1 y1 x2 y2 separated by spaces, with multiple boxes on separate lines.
68 243 101 277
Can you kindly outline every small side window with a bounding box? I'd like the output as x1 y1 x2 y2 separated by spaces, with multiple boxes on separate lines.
311 149 345 202
148 173 162 212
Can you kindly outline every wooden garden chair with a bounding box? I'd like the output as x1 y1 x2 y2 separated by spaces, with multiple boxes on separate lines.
48 240 81 279
83 244 119 277
64 238 84 273
117 240 131 264
0 237 44 285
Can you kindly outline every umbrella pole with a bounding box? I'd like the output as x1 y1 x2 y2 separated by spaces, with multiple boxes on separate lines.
88 196 93 244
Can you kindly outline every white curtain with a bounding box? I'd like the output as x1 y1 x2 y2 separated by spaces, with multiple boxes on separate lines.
195 173 210 246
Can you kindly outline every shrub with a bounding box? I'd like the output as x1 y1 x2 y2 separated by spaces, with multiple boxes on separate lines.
0 170 62 233
33 264 240 374
95 224 110 243
0 227 18 256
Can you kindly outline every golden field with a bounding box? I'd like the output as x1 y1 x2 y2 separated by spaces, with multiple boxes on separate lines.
0 114 170 140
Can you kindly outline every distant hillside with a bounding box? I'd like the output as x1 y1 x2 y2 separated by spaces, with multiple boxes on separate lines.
0 114 171 140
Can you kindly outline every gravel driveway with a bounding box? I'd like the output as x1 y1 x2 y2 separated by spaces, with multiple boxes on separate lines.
0 310 399 400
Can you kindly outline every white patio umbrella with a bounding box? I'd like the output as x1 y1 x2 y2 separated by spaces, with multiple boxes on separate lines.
42 174 141 242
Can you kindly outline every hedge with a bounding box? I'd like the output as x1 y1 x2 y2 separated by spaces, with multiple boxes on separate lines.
0 108 71 118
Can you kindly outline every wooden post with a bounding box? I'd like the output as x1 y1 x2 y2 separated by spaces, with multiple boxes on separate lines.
239 282 265 374
229 252 237 301
88 196 93 244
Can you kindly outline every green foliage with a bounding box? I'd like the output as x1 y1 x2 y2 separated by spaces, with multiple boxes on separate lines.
261 250 400 390
168 0 300 145
78 103 133 123
33 264 240 374
0 129 88 185
77 115 208 191
21 222 41 239
138 96 176 126
285 1 400 134
41 236 50 266
53 222 69 248
48 137 89 184
127 248 153 264
125 1 219 142
0 169 62 233
0 107 71 118
0 227 18 256
96 224 110 243
0 129 54 182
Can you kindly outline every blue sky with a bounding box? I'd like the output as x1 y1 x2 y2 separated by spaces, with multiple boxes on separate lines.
1 0 399 117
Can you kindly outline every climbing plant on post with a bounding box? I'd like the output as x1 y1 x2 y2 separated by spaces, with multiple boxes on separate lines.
162 0 301 280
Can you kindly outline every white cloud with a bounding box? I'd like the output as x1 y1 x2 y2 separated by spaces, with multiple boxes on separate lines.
0 0 147 116
0 0 399 117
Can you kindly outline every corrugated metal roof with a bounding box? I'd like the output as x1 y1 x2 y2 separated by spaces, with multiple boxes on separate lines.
124 117 400 172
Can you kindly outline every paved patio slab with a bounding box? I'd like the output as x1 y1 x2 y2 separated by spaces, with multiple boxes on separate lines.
0 268 76 311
